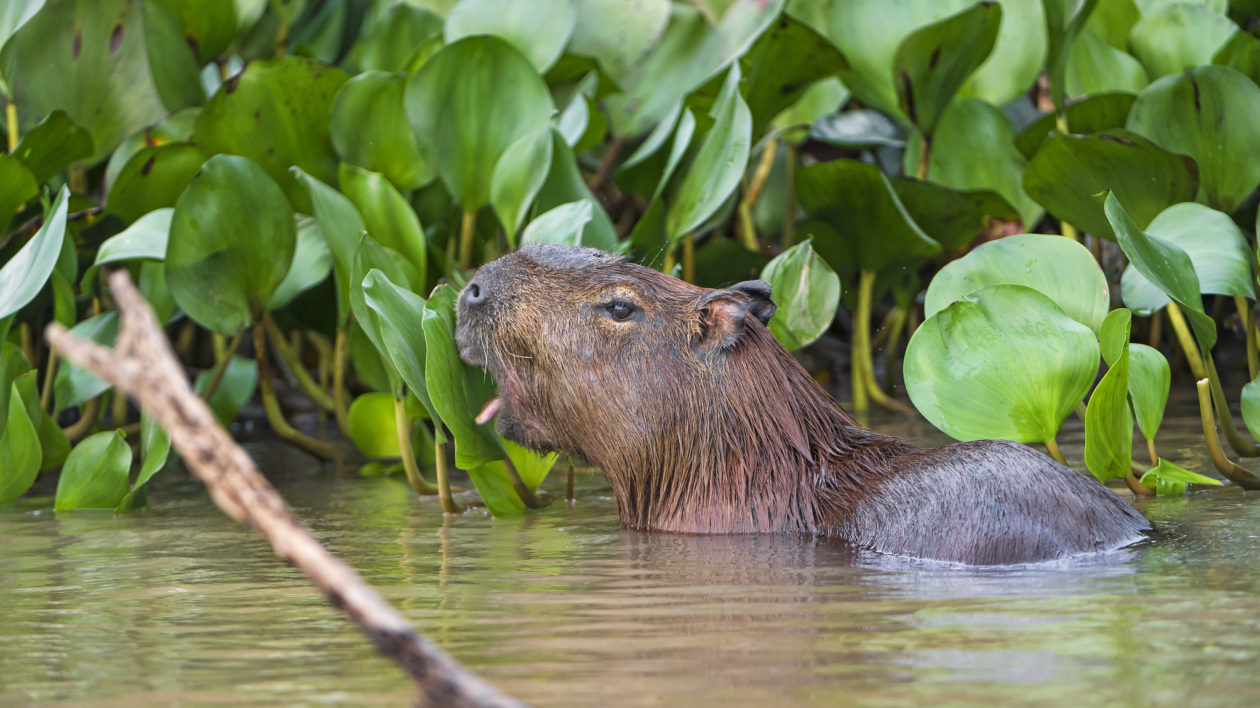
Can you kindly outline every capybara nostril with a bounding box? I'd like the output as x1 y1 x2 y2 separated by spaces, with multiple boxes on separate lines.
463 280 485 307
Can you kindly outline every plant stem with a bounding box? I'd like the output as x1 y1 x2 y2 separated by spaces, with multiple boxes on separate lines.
112 388 127 428
682 233 695 283
1146 437 1158 467
880 306 908 392
1043 437 1066 464
435 441 462 514
1204 354 1259 457
5 98 17 152
68 165 86 194
394 397 440 496
332 328 351 439
915 132 932 181
587 136 624 193
1237 295 1258 380
212 332 226 362
736 139 779 251
459 209 476 268
63 396 101 442
781 143 797 248
1148 311 1162 348
851 271 873 415
200 331 243 402
566 459 575 502
20 322 34 367
262 313 335 411
1164 302 1207 379
503 455 545 509
1125 470 1156 496
40 352 57 412
1194 378 1260 489
253 324 345 462
1075 401 1088 421
1060 221 1078 241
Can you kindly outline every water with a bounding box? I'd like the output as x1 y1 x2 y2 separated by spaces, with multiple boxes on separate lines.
3 401 1260 707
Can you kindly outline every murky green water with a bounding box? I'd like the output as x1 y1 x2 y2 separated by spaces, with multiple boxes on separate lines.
3 401 1260 707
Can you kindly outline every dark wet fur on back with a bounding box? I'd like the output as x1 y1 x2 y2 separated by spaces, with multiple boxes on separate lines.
456 245 1150 565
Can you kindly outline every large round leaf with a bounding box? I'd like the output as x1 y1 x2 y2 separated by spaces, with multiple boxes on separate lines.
905 284 1100 443
760 240 841 351
1127 65 1260 213
888 178 1020 253
166 155 296 335
404 36 554 211
1120 202 1253 313
444 0 577 73
54 430 132 511
893 2 1001 137
1129 2 1237 79
194 55 349 212
1022 130 1199 239
349 3 442 73
330 72 432 192
105 142 206 224
924 234 1109 334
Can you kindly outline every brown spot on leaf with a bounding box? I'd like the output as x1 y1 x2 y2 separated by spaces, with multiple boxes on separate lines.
72 27 82 59
110 21 124 53
1098 133 1134 146
1191 77 1201 112
186 34 201 64
227 72 242 94
929 47 942 70
900 71 917 124
141 155 156 176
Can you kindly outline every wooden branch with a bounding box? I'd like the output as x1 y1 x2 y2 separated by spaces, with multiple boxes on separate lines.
46 271 521 708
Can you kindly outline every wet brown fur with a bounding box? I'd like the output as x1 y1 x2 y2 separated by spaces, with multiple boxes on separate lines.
456 245 1150 565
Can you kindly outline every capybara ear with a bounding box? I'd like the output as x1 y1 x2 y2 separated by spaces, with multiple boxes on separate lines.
729 280 776 324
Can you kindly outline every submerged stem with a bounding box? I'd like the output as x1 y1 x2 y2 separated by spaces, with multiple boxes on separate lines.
1194 378 1260 489
253 324 345 462
915 132 932 181
435 441 462 514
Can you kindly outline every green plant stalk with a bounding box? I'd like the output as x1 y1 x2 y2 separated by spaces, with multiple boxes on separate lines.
1043 436 1066 464
915 132 932 181
5 98 17 152
682 233 695 283
736 138 779 251
212 332 226 362
850 271 874 414
63 396 101 442
1194 378 1260 489
1146 437 1158 466
435 440 462 514
68 165 86 194
459 209 476 268
262 313 335 411
332 328 351 439
781 143 797 248
1236 295 1258 380
252 324 345 462
1050 111 1077 244
880 306 908 392
1164 302 1207 379
394 397 440 496
200 331 243 402
1205 354 1259 457
40 352 57 412
503 455 545 509
1126 470 1156 496
112 387 127 428
587 136 624 193
20 322 35 368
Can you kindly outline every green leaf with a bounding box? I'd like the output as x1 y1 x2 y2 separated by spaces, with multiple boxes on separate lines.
1212 29 1260 85
905 98 1044 228
1129 1 1237 80
53 312 118 415
760 240 841 350
1042 0 1101 109
1022 130 1199 239
10 109 93 184
521 201 594 248
1064 26 1149 99
1120 202 1252 314
360 268 441 429
148 0 237 60
54 430 132 511
959 0 1048 106
405 36 554 211
1126 65 1260 213
741 12 849 136
904 284 1100 443
665 64 752 243
1015 92 1136 159
140 0 204 111
0 1 43 51
1241 379 1260 443
491 127 554 244
445 0 577 72
268 216 332 310
0 383 41 504
36 401 70 472
894 2 1001 137
1139 458 1222 496
888 178 1020 253
105 142 207 224
330 71 432 192
1085 308 1131 482
502 437 557 491
796 159 940 273
194 55 349 212
0 154 38 234
347 392 403 458
82 208 173 291
167 155 295 335
925 234 1109 334
0 186 68 321
347 2 443 73
1128 342 1169 442
350 238 417 398
291 167 367 328
339 163 426 286
116 411 171 511
568 0 670 83
533 129 619 251
193 356 258 427
1104 192 1215 352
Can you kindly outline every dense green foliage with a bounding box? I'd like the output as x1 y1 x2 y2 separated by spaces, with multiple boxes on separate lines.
2 0 1259 514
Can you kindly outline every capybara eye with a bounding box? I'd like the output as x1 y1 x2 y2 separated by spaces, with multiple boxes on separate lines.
609 301 635 321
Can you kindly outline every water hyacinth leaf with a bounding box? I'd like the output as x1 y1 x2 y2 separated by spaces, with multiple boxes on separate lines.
760 240 841 351
1241 380 1260 443
350 239 417 398
904 284 1100 443
491 127 554 244
53 312 118 414
654 108 696 201
925 234 1109 334
620 102 681 171
339 163 426 285
348 2 443 73
1129 343 1169 442
1127 65 1260 213
796 159 940 274
103 107 197 188
140 0 204 111
502 438 557 491
1015 92 1136 159
81 207 172 290
36 403 70 472
1213 29 1260 85
117 411 171 511
774 78 850 138
0 0 169 165
405 36 554 211
0 155 38 232
1139 458 1222 496
444 0 577 73
1104 192 1215 352
105 142 206 224
330 71 432 192
741 13 849 136
347 392 403 458
361 268 442 427
9 110 92 184
905 98 1043 228
534 130 618 252
193 355 257 426
0 0 43 50
959 0 1047 106
194 55 349 212
888 178 1019 253
148 0 237 60
1085 308 1131 482
521 201 594 248
268 217 332 310
54 430 132 511
1120 203 1252 314
1129 2 1237 79
167 155 296 335
1064 26 1149 98
291 167 367 328
568 0 670 83
0 186 67 321
1022 130 1198 239
0 384 40 504
894 2 1001 137
1042 0 1101 109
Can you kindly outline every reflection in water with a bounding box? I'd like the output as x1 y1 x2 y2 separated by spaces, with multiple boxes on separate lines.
1 406 1259 706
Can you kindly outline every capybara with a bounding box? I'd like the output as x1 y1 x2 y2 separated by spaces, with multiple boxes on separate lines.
455 245 1150 565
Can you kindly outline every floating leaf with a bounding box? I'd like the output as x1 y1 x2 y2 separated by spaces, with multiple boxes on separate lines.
166 154 296 335
105 142 206 224
761 240 841 350
1139 458 1222 495
330 71 432 192
444 0 577 72
54 430 132 511
894 2 1001 137
1085 308 1132 482
0 186 67 321
905 284 1099 443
